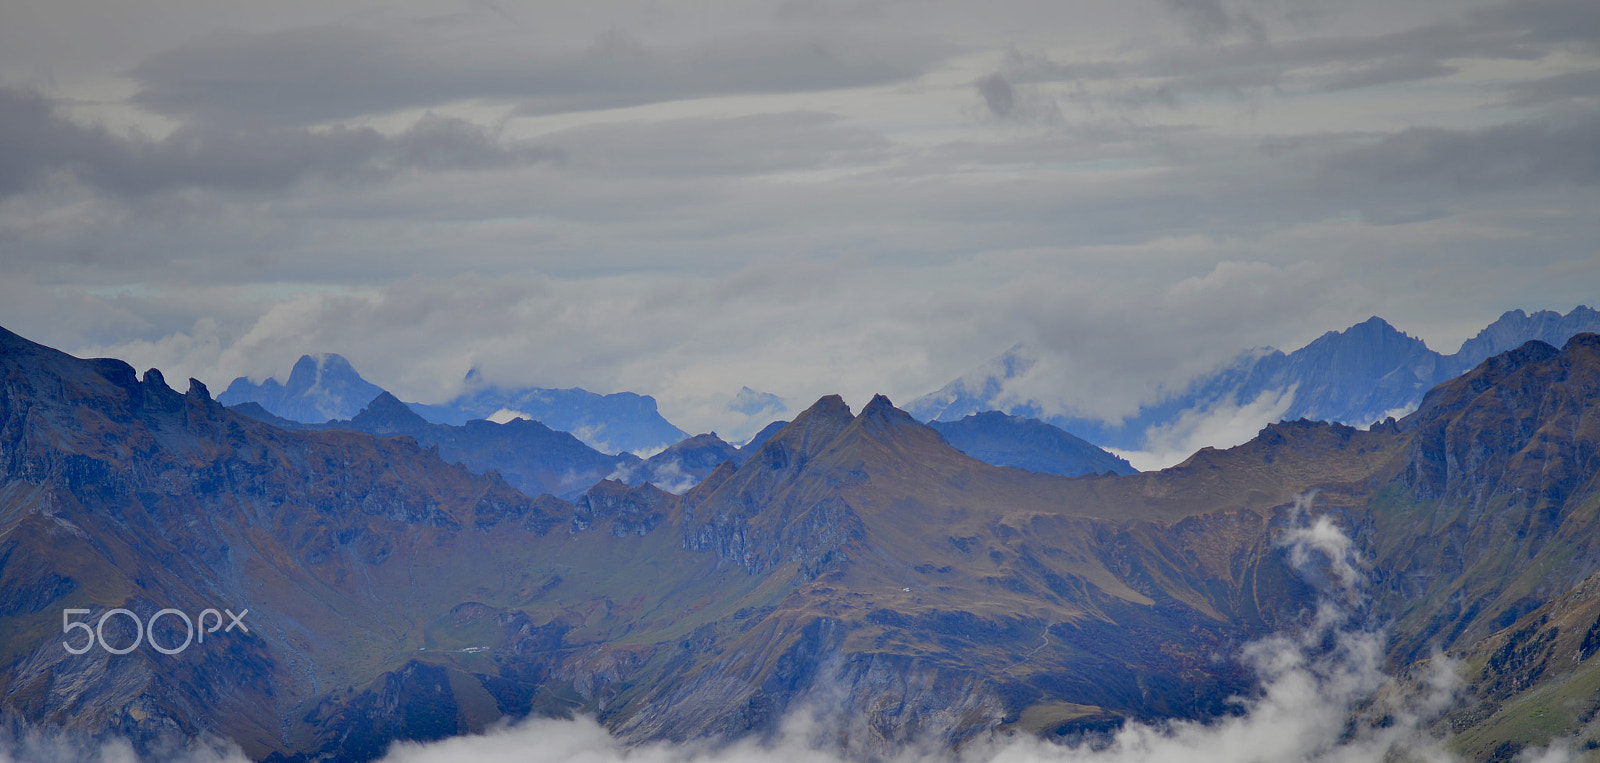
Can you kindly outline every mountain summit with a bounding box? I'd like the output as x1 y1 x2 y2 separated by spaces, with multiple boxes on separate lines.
218 353 384 422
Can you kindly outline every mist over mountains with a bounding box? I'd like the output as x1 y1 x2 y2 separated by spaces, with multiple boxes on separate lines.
219 307 1600 476
909 306 1600 468
220 360 687 457
7 321 1600 761
218 354 384 424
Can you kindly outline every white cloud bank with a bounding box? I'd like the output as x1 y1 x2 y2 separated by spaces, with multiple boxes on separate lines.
1111 386 1298 471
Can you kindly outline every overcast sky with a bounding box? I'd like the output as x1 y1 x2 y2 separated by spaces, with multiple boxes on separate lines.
1 0 1596 440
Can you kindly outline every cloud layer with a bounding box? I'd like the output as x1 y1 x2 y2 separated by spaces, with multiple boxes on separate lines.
0 0 1596 443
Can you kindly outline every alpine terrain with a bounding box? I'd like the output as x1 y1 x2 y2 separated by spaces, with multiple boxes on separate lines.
3 325 1600 761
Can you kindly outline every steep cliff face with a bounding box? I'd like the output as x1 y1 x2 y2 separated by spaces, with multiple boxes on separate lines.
1427 570 1600 761
1367 335 1600 663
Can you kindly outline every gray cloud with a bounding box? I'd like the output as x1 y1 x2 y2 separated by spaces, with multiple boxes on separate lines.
1504 68 1600 108
1323 112 1600 193
1005 0 1600 109
129 24 953 127
1465 0 1600 49
1158 0 1266 44
977 74 1016 119
730 386 785 419
539 111 891 177
1316 56 1457 92
973 72 1064 125
1 0 1598 453
0 87 547 199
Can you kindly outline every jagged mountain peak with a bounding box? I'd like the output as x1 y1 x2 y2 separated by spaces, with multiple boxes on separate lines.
220 352 386 423
862 393 897 411
850 394 945 452
613 432 745 494
800 393 852 418
1300 315 1430 357
1454 305 1600 361
286 352 363 389
671 432 734 449
142 367 171 390
349 391 428 434
1353 314 1406 333
758 394 856 465
185 377 211 400
1412 338 1565 421
858 393 911 423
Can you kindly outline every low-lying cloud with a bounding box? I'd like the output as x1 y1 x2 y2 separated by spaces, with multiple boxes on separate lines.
1111 385 1297 472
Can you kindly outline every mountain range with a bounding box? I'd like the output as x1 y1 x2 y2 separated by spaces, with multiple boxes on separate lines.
229 392 640 501
231 392 1133 503
219 359 688 456
6 323 1600 759
910 306 1600 459
928 412 1137 477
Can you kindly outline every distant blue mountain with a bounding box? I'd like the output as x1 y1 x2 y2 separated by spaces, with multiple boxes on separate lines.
230 391 636 501
217 353 384 423
602 420 800 494
609 432 746 494
409 386 687 456
910 306 1600 453
218 355 688 456
929 412 1136 477
739 420 788 453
